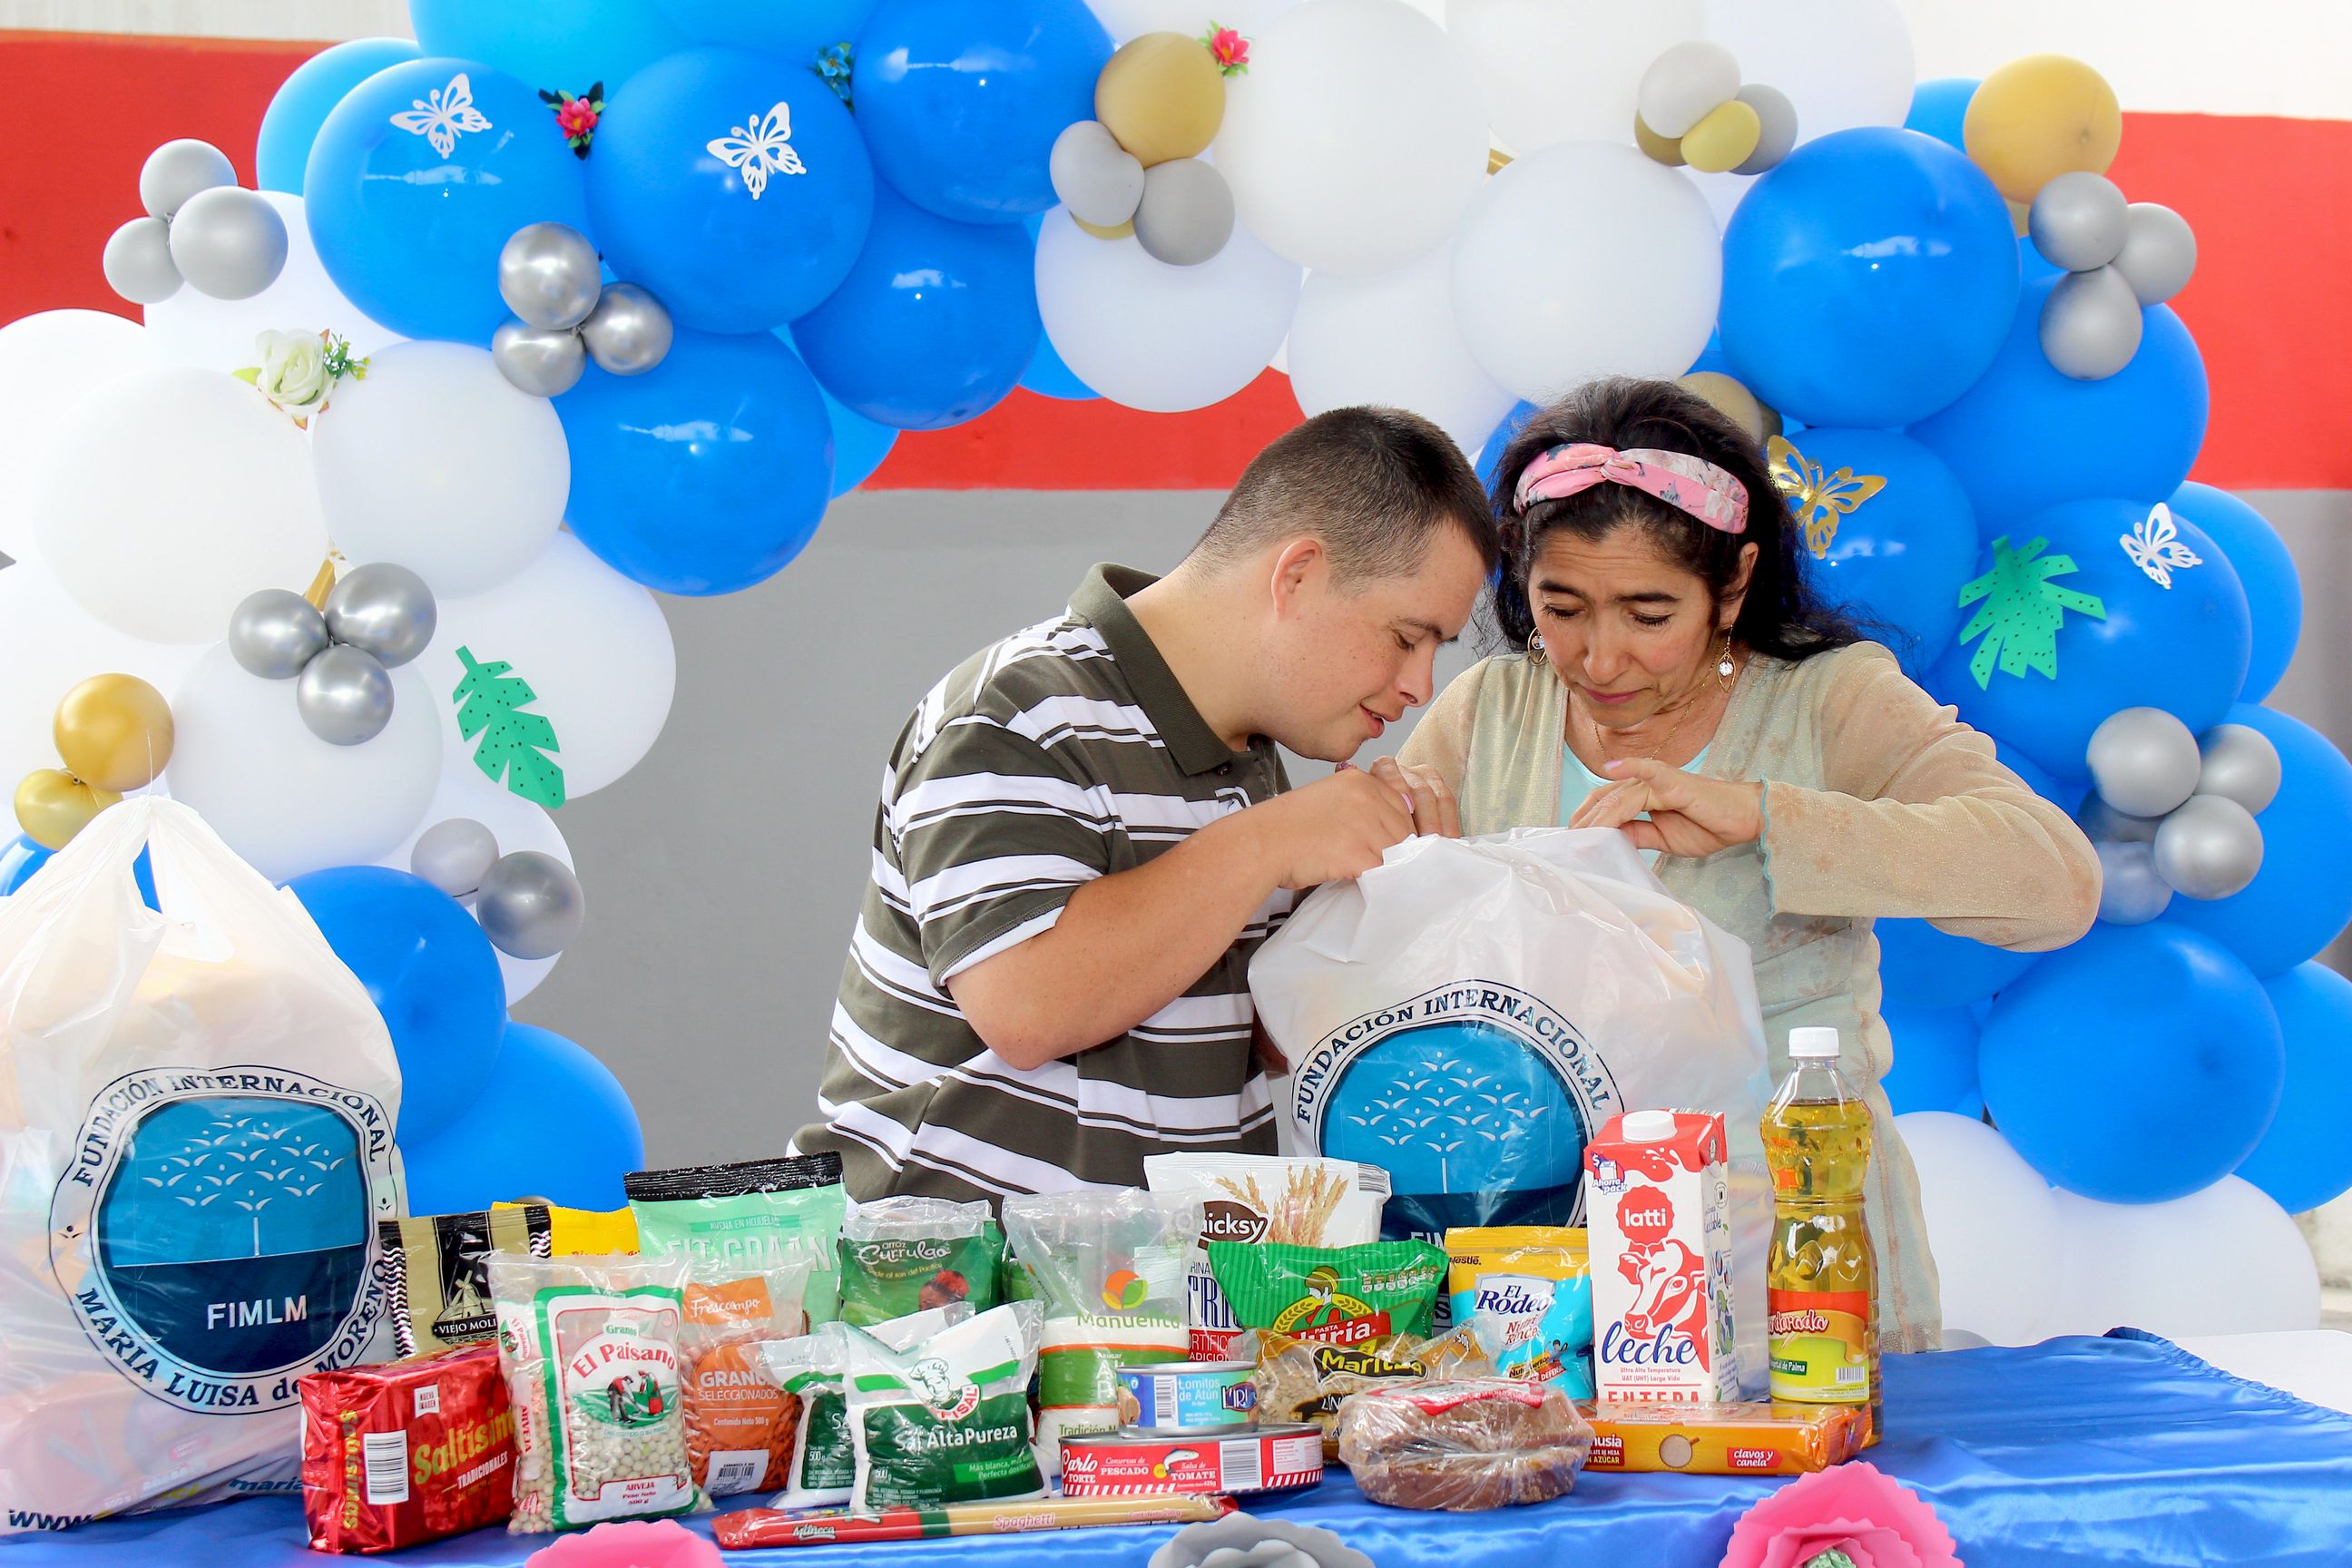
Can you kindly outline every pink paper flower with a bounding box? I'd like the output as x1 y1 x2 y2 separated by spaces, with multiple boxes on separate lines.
524 1520 721 1568
556 97 599 138
1200 24 1250 75
1721 1462 1962 1568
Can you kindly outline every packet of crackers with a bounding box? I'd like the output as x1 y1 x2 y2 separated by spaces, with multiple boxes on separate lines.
299 1343 515 1553
1242 1323 1493 1458
1580 1399 1867 1475
1145 1155 1389 1358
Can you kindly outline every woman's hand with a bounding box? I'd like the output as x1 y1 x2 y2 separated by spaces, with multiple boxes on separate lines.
1367 757 1461 838
1570 759 1765 858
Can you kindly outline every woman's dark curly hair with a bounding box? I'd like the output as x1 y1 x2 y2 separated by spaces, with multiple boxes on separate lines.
1487 377 1869 662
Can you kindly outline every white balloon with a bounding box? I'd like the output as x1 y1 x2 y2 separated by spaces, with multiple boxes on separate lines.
0 565 201 791
312 341 571 597
1453 0 1704 154
1215 0 1489 276
166 642 442 883
382 754 574 1004
1286 242 1516 456
1896 1112 2064 1347
31 367 328 644
1036 210 1300 414
0 309 151 573
423 531 675 800
1452 142 1721 404
1083 0 1296 43
1702 0 1914 147
144 191 402 373
2052 1180 2321 1339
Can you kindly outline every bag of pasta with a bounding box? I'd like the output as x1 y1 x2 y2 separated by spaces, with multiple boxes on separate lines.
1244 1323 1494 1457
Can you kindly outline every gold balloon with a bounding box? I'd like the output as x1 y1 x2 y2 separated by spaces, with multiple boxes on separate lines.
15 769 121 852
1678 370 1780 444
1633 113 1686 168
1095 32 1225 168
54 674 175 793
2004 197 2032 238
1964 54 2122 202
1681 99 1762 175
1487 145 1514 176
1073 215 1137 240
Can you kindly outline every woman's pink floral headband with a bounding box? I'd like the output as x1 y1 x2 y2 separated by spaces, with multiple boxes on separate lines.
1511 441 1749 534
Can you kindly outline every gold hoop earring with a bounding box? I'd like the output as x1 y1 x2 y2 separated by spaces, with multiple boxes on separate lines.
1528 632 1547 664
1717 631 1736 689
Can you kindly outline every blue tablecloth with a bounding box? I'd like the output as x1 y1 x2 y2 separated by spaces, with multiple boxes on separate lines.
9 1334 2352 1568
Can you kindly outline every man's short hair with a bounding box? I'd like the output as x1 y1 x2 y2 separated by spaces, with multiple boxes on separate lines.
1187 407 1500 584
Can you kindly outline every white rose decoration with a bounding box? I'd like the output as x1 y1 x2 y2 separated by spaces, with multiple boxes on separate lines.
247 328 330 425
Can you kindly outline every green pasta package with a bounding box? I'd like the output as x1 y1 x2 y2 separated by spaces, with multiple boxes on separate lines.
1207 1239 1449 1348
625 1154 848 1320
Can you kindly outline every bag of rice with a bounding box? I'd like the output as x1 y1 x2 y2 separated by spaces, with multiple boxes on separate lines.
486 1252 699 1534
378 1206 554 1358
1143 1155 1388 1358
835 1198 1002 1328
1002 1191 1197 1478
626 1155 848 1321
1208 1239 1448 1348
757 1305 970 1510
679 1260 812 1499
841 1301 1045 1512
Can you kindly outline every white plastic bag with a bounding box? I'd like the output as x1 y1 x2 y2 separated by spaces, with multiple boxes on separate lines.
0 799 404 1532
1250 828 1772 1394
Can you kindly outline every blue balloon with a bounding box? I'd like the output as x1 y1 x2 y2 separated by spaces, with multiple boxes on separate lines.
1721 127 2018 428
0 836 161 906
2166 704 2352 979
286 867 506 1144
587 47 875 332
650 0 877 68
306 58 593 343
1928 498 2250 782
1910 275 2210 543
408 0 690 93
2019 234 2064 284
1979 920 2282 1202
1878 1003 1983 1116
1903 77 1977 150
1779 428 1978 676
257 39 421 193
852 0 1112 223
2233 963 2352 1215
794 186 1042 430
1874 917 2039 1011
1475 399 1541 497
2165 483 2302 704
559 328 834 593
823 387 900 494
397 1024 644 1213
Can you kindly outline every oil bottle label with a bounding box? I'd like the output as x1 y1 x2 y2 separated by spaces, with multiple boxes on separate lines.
1766 1288 1870 1405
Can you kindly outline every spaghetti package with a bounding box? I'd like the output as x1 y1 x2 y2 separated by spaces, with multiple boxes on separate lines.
1143 1154 1389 1358
627 1155 848 1321
1445 1228 1594 1397
835 1198 1002 1328
841 1301 1046 1512
298 1343 514 1553
378 1207 554 1358
680 1261 812 1498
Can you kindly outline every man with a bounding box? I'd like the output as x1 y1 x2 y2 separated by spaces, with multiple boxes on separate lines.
797 407 1495 1201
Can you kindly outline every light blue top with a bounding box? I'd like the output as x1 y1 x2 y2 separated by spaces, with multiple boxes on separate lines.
1559 744 1710 862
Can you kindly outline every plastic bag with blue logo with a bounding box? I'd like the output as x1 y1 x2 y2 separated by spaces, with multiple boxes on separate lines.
0 799 404 1533
1250 827 1773 1396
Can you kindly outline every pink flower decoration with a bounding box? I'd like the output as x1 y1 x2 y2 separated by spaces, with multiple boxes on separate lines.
1721 1462 1962 1568
524 1520 721 1568
556 98 600 137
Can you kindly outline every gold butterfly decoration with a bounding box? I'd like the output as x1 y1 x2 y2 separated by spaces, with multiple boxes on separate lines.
1767 435 1887 559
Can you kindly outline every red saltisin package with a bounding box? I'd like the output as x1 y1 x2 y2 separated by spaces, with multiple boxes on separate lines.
299 1342 516 1553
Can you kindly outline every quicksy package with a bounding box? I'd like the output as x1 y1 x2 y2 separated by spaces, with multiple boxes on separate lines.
836 1197 1002 1327
1143 1154 1389 1357
842 1301 1044 1512
626 1154 848 1320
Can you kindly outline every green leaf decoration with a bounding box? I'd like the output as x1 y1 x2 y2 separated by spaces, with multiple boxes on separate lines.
1955 534 2108 690
452 645 565 809
1802 1552 1859 1568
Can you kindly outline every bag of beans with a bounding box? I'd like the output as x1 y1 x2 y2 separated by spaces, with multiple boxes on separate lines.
679 1261 812 1499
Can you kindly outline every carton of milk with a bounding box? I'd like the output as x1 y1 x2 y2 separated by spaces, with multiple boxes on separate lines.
1585 1109 1740 1403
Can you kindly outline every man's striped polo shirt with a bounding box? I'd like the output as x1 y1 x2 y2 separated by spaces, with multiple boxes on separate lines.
796 564 1295 1201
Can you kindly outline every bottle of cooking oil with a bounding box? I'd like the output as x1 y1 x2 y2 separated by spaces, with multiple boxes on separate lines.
1761 1026 1880 1444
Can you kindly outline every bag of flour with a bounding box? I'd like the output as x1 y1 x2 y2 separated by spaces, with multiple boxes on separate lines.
1249 828 1772 1395
0 800 404 1531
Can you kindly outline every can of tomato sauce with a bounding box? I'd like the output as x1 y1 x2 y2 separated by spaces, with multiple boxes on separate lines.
1056 1424 1324 1498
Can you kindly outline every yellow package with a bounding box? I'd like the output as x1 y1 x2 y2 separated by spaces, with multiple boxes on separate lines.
495 1199 639 1254
1445 1226 1593 1397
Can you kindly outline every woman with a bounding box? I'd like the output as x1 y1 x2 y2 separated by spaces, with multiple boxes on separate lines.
1393 378 2101 1351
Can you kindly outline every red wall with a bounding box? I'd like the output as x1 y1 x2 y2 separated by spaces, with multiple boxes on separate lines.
2 30 2339 491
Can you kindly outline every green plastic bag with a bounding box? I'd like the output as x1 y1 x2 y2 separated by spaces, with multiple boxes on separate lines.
626 1154 849 1321
1207 1238 1448 1345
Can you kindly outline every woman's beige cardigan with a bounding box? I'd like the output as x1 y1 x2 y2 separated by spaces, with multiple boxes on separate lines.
1398 641 2102 1352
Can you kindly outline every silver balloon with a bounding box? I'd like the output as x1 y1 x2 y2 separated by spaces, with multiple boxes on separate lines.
2113 202 2196 306
2195 722 2283 815
580 283 673 375
168 186 289 301
2039 265 2144 381
2086 706 2201 818
229 588 330 679
492 319 588 397
1731 83 1798 176
2027 171 2129 272
498 221 603 331
139 138 236 220
2095 838 2174 926
2077 793 2162 846
412 818 500 901
1133 159 1235 268
1049 121 1146 230
325 563 437 668
475 850 585 960
103 217 182 305
2153 793 2264 900
295 645 395 747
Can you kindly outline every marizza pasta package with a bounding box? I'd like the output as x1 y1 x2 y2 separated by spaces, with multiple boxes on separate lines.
841 1301 1045 1512
1143 1155 1388 1358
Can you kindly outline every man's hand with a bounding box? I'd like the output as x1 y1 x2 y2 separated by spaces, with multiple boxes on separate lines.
1368 756 1461 838
1568 759 1766 858
1251 1015 1289 1078
1240 768 1416 890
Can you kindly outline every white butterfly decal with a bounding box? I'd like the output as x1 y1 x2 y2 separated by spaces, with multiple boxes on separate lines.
2120 502 2203 590
389 73 492 160
706 103 808 200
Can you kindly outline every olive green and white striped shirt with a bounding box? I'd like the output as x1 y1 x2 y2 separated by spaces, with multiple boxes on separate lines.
797 565 1292 1202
